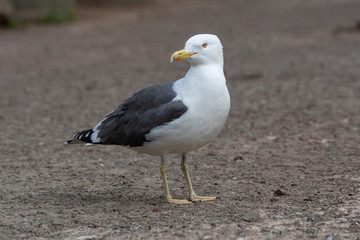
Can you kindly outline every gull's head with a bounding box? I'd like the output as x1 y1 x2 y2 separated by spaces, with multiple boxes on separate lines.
170 34 223 67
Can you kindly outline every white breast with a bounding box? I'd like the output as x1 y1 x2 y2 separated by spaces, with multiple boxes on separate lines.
137 65 230 156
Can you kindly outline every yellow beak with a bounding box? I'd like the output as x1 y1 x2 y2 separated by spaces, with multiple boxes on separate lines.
170 50 197 63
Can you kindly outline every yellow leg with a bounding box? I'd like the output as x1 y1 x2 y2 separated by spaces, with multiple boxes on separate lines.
181 153 216 202
160 155 191 205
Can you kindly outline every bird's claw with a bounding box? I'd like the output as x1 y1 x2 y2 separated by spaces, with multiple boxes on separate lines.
190 194 216 202
166 197 192 205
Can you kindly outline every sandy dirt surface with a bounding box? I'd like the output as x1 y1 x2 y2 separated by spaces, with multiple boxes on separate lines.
1 0 360 239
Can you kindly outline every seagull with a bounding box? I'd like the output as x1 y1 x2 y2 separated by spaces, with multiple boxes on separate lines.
67 34 231 204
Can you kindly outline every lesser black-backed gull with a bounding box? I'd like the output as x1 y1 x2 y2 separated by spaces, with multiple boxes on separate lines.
67 34 231 204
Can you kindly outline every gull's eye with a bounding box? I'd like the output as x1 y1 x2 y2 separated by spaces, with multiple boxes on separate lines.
202 43 207 48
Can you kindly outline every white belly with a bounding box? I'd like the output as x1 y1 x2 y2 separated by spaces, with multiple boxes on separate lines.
135 76 230 156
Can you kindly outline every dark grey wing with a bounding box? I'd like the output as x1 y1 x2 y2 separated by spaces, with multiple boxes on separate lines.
95 81 188 147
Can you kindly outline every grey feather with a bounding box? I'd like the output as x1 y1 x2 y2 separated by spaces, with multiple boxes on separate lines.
95 81 188 147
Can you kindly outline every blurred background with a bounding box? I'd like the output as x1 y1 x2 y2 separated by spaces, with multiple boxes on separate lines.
1 0 360 239
0 0 157 27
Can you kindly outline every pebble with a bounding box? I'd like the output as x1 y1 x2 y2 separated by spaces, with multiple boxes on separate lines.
266 136 278 141
233 156 243 161
326 235 333 240
243 210 261 222
274 189 286 196
77 236 97 240
337 218 348 223
321 139 328 144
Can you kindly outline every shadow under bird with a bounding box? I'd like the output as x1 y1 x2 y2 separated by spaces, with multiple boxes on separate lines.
67 34 231 204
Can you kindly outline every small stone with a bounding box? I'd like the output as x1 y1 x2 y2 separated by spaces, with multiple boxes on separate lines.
266 136 278 141
326 235 333 240
233 156 243 161
243 211 261 222
321 139 328 144
57 209 65 214
77 236 97 240
307 216 315 222
236 237 246 240
119 223 131 229
88 223 102 228
274 189 286 196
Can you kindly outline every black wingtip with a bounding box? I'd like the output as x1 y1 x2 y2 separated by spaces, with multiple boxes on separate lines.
73 129 95 143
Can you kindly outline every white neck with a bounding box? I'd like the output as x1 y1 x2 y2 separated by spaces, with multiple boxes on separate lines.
173 63 227 104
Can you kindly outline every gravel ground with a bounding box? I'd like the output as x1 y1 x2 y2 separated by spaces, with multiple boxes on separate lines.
1 0 360 239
